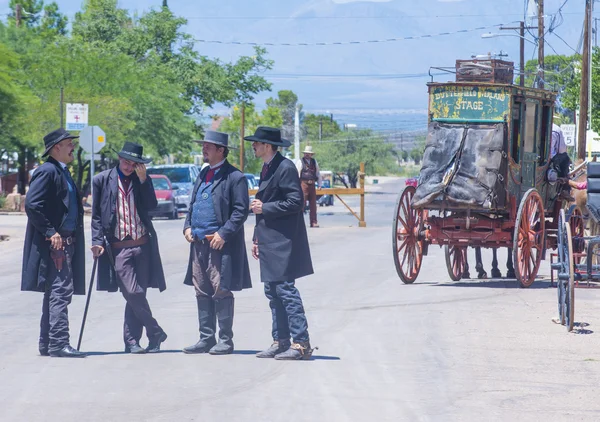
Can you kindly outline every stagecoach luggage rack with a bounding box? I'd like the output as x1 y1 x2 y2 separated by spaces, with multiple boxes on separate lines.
455 59 514 84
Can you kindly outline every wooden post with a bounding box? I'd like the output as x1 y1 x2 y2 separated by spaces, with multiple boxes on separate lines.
240 104 245 171
359 162 366 227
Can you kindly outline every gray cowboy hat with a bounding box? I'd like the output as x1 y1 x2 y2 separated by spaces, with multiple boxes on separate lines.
117 142 152 164
42 128 79 157
244 126 291 148
194 130 236 148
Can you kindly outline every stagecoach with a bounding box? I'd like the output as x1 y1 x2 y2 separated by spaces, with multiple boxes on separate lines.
393 58 570 288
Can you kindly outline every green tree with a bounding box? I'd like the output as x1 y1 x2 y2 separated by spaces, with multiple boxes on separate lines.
219 102 283 174
301 113 341 142
311 130 398 187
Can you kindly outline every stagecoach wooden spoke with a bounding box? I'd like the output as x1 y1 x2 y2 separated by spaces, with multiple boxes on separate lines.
514 189 545 288
393 186 424 284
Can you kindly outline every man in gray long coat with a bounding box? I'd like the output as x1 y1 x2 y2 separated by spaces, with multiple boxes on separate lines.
245 127 315 360
183 131 251 355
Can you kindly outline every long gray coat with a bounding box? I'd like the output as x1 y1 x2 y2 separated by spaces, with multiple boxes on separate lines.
254 152 313 282
183 160 252 291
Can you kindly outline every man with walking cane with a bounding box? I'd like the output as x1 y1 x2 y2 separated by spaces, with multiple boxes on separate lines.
21 128 87 358
91 142 168 354
182 131 252 355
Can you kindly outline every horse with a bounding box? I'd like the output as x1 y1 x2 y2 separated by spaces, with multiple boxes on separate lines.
463 247 515 279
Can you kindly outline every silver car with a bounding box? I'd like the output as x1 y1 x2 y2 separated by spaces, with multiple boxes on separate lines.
146 164 200 213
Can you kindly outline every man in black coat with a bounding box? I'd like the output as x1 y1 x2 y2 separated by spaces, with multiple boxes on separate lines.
245 127 315 360
91 142 167 354
21 128 87 358
182 131 251 355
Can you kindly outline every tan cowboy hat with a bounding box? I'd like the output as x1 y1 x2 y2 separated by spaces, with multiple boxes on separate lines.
303 145 315 154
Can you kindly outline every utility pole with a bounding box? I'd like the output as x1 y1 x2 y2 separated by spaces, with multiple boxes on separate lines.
239 104 245 171
578 0 592 160
294 105 300 160
319 118 323 142
15 4 22 27
537 0 545 89
60 87 64 129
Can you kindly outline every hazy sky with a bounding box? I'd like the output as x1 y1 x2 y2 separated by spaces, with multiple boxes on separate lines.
0 0 585 119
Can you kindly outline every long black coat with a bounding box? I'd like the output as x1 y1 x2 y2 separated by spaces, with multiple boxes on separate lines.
91 167 166 292
21 157 86 295
183 160 252 291
254 152 313 282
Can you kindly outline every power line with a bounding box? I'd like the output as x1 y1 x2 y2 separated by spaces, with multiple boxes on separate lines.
550 31 580 54
193 22 519 46
183 12 584 20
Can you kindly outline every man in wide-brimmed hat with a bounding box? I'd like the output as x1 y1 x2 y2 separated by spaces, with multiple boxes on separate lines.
91 142 168 353
245 126 315 360
295 145 322 228
182 131 251 355
21 128 87 358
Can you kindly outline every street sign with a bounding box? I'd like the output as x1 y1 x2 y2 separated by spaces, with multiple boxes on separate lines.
66 103 88 131
79 126 105 197
561 124 576 147
83 153 102 161
79 126 106 154
587 130 600 158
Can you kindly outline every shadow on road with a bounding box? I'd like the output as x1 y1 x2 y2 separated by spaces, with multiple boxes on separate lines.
573 322 594 335
86 349 183 356
429 279 552 289
312 355 341 361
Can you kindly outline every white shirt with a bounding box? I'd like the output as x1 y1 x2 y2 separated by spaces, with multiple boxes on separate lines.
295 156 322 186
551 123 567 157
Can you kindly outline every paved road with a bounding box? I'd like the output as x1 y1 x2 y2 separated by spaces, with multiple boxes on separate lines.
1 179 600 422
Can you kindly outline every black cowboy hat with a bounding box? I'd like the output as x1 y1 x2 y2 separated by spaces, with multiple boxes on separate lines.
117 142 152 164
194 130 236 149
42 128 79 157
244 126 291 148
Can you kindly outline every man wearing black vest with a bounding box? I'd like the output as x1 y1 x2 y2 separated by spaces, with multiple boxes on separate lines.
22 128 87 358
296 145 322 228
182 131 251 355
91 142 168 354
246 127 315 360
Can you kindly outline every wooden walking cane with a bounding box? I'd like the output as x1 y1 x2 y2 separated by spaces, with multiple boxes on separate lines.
77 256 98 351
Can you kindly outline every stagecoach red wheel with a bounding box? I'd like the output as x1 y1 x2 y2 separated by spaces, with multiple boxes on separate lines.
513 189 545 288
392 186 424 284
445 245 467 281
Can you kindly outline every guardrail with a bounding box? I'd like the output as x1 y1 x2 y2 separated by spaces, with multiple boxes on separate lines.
249 162 367 227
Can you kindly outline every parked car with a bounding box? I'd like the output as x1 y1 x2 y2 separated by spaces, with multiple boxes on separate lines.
405 176 419 188
149 175 179 220
146 164 200 213
245 173 259 189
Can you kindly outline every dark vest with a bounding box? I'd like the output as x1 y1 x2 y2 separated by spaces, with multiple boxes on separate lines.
191 180 220 241
300 158 318 181
62 168 78 233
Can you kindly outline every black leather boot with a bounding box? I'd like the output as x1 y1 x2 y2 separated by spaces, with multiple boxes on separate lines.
209 297 234 355
183 296 216 354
